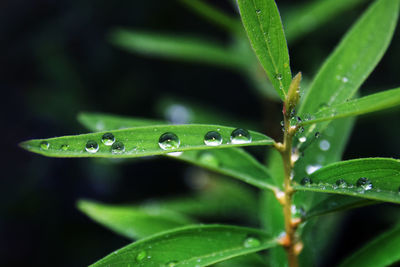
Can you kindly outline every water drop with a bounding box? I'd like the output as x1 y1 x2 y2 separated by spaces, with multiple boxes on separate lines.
243 236 261 248
306 164 321 175
101 133 115 146
356 177 373 191
319 140 330 151
300 177 312 186
136 250 147 262
275 73 282 80
159 132 180 150
256 9 261 14
230 128 251 144
111 141 125 154
61 144 69 151
315 132 320 138
336 179 347 188
204 131 222 146
85 140 99 153
40 141 50 150
299 136 307 143
280 121 284 126
342 77 349 83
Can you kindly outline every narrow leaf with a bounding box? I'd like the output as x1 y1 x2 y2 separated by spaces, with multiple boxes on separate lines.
294 158 400 204
177 148 277 191
20 124 274 158
284 0 368 43
339 223 400 267
76 114 277 191
305 195 377 220
110 29 244 69
77 200 195 240
237 0 292 100
301 88 400 126
298 0 399 115
91 224 277 267
78 112 165 132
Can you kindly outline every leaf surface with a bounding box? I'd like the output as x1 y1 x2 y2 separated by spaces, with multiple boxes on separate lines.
237 0 292 100
177 148 277 190
110 29 244 69
78 200 194 240
298 0 399 116
339 223 400 267
284 0 368 43
91 224 277 267
301 88 400 126
20 124 274 158
294 158 400 204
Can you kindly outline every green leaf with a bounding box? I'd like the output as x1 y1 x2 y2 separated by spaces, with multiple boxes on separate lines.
78 112 165 132
284 0 368 43
305 195 377 220
237 0 292 100
298 0 399 116
177 148 277 191
90 224 278 267
214 253 267 267
177 0 242 34
146 176 259 221
294 158 400 204
77 200 195 240
109 29 244 69
20 124 274 158
339 223 400 267
301 88 400 126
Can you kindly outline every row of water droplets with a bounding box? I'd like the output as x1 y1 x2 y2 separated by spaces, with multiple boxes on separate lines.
300 177 375 192
39 128 252 154
127 235 261 266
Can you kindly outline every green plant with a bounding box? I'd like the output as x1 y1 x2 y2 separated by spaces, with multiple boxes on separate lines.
20 0 400 266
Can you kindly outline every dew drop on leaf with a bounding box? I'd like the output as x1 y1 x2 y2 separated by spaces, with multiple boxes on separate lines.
356 177 373 191
315 132 320 138
85 140 99 153
40 141 50 150
204 131 222 146
230 128 251 144
335 179 347 188
275 73 282 80
101 133 115 146
299 136 307 143
300 177 312 186
243 236 261 248
136 250 147 262
159 132 180 150
255 9 261 14
61 144 69 151
111 141 125 154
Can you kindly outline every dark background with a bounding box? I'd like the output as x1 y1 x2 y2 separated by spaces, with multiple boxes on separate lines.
2 0 399 266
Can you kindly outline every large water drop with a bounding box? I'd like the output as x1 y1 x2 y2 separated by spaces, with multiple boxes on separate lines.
101 133 115 146
356 177 373 191
111 141 125 154
85 140 99 153
243 236 261 248
230 128 251 144
159 132 180 150
40 141 50 150
204 131 222 146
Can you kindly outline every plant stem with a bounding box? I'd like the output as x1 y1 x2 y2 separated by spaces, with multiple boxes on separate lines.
275 112 299 267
